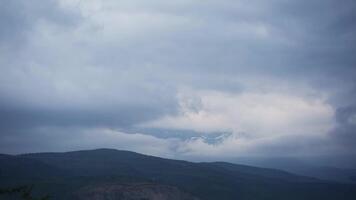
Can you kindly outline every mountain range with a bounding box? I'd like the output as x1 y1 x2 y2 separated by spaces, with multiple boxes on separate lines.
1 148 356 200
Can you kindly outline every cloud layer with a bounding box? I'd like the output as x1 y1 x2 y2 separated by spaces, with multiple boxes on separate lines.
0 0 355 164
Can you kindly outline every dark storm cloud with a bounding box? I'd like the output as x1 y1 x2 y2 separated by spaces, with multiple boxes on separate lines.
0 0 80 49
0 106 171 132
0 1 178 132
0 0 355 160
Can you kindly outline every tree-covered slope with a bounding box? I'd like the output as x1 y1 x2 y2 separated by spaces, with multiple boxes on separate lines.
1 149 355 200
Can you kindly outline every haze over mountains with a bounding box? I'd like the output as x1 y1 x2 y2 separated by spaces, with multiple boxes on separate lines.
232 156 356 184
1 149 356 200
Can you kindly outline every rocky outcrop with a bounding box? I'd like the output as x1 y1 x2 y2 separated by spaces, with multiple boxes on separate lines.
73 183 199 200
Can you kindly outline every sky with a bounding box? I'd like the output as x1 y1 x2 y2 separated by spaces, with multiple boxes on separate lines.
0 0 356 166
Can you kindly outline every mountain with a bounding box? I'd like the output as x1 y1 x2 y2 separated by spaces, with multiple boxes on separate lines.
232 156 356 183
1 149 356 200
0 154 65 178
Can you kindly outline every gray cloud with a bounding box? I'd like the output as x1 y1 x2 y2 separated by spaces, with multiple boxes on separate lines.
0 0 80 50
0 0 355 165
329 106 356 154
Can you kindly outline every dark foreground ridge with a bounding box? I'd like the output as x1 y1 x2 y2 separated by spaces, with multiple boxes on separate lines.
1 148 356 200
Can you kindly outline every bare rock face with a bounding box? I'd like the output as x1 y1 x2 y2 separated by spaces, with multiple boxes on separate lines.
72 183 200 200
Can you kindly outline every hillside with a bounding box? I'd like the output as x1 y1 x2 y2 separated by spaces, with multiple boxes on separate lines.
1 149 356 200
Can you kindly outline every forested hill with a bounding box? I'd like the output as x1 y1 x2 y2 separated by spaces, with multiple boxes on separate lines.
1 149 356 200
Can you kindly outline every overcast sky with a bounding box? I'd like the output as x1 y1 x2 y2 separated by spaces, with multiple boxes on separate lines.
0 0 355 165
